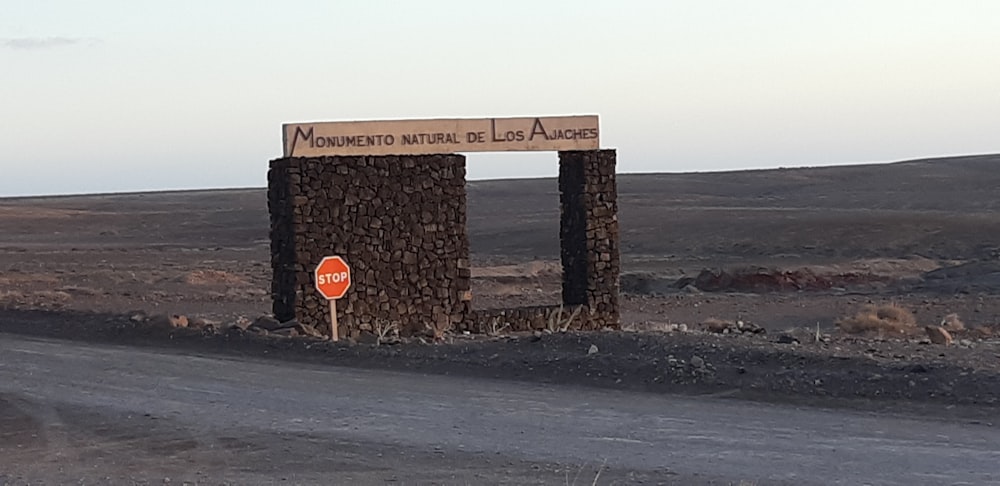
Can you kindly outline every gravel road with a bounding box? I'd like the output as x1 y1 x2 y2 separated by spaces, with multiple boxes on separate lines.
1 333 998 485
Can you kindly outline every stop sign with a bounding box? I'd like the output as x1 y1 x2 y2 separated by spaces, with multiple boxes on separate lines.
314 256 351 300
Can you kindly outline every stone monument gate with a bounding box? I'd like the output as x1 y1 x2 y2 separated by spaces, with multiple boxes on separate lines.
267 116 619 338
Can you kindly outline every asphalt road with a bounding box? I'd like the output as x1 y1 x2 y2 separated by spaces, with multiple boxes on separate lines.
1 334 997 485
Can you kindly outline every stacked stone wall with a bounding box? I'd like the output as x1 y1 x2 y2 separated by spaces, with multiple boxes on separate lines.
268 150 619 338
558 150 620 329
268 155 470 338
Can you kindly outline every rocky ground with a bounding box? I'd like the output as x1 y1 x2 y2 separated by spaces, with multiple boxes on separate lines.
4 154 1000 421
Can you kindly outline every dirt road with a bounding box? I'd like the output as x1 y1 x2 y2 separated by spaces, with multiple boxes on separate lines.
2 333 997 485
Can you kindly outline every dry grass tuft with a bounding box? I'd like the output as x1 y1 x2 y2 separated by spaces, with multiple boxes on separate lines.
624 321 688 333
372 319 400 345
836 303 917 336
484 316 510 336
547 304 582 333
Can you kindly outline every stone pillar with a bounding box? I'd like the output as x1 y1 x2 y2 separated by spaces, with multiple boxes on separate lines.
559 150 620 329
267 155 471 338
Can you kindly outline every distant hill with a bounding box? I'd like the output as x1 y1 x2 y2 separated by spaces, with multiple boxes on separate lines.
468 154 1000 265
4 153 1000 270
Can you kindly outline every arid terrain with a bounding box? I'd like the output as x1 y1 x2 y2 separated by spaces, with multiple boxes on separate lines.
4 154 1000 483
8 154 1000 323
5 155 1000 401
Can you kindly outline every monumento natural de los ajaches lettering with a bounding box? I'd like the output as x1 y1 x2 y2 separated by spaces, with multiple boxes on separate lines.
290 117 598 150
485 118 599 143
283 115 599 156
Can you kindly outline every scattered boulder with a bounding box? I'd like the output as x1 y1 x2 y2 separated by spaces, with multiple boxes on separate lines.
690 355 705 368
736 321 766 334
291 321 324 339
229 316 252 331
970 326 994 339
145 314 172 329
681 284 702 294
925 326 953 345
270 327 299 338
588 344 599 355
169 315 189 328
620 272 678 295
145 314 188 329
703 318 735 334
638 322 689 333
225 325 247 337
250 315 283 331
246 326 269 336
702 318 765 335
187 316 220 329
776 334 800 345
356 332 380 345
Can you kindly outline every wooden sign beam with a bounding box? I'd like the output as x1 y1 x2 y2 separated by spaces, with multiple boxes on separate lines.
282 115 600 157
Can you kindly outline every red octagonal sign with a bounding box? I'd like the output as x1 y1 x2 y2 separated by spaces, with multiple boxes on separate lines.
314 256 351 300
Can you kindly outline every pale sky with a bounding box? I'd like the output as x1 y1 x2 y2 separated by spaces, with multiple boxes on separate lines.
3 1 999 196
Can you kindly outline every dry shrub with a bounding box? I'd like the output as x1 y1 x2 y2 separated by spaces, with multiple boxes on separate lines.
836 304 917 336
941 313 965 332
